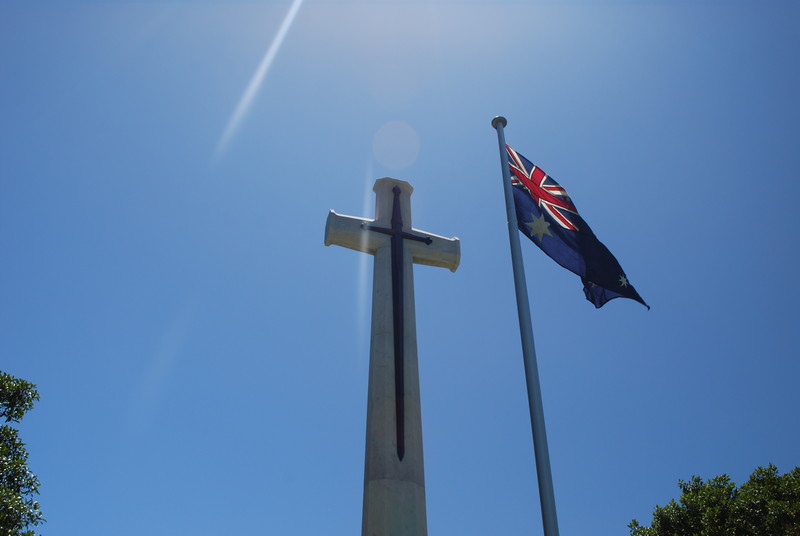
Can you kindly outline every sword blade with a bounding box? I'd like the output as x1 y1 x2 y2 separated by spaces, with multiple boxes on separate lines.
390 186 405 461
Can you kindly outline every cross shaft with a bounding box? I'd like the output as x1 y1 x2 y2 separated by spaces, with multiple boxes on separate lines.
361 186 432 460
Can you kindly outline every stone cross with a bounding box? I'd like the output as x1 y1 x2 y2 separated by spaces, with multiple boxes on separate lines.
325 178 460 536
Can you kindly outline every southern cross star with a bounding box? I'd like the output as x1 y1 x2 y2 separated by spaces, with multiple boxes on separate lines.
619 274 629 288
525 213 552 243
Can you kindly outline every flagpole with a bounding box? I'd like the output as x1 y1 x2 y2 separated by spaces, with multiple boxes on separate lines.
491 116 560 536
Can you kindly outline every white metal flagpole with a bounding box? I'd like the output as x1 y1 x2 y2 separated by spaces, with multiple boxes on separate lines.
491 116 560 536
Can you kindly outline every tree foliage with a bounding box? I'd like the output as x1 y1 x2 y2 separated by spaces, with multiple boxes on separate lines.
0 372 43 536
630 464 800 536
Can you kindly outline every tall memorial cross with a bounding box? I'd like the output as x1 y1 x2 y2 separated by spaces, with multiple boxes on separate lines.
325 178 460 536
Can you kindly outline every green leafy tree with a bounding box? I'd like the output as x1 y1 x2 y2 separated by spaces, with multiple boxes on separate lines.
630 464 800 536
0 372 44 536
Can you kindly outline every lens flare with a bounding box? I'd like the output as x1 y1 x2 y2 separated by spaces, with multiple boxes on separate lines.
356 160 374 364
214 0 304 159
372 120 420 170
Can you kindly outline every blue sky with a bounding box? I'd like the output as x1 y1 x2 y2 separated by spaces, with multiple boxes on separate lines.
2 1 798 534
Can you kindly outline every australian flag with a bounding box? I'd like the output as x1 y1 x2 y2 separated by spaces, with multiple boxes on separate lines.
506 145 649 309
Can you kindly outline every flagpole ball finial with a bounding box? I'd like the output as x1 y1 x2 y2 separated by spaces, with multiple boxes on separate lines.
491 116 507 129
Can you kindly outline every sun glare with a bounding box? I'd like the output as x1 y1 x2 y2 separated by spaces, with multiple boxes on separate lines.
213 0 304 159
356 161 375 364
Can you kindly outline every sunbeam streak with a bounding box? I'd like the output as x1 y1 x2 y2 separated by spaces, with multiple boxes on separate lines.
357 161 374 363
214 0 304 159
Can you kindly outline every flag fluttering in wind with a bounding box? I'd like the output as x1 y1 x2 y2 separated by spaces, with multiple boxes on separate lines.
506 145 649 309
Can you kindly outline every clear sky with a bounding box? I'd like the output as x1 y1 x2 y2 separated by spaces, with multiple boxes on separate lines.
2 1 798 534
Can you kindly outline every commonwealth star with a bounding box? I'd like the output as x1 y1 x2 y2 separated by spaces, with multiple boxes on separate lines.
525 213 552 243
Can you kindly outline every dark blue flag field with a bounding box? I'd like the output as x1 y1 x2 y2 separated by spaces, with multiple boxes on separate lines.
506 145 649 309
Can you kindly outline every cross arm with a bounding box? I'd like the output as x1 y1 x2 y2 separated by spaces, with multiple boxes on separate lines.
324 210 386 255
408 229 460 273
325 209 460 272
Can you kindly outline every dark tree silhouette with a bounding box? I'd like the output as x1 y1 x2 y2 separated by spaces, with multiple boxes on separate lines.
0 371 44 536
630 464 800 536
